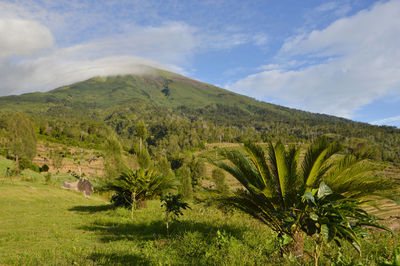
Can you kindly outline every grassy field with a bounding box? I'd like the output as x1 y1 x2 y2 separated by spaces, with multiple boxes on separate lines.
0 180 399 265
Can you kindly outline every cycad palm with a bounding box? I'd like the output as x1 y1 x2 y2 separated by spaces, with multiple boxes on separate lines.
216 137 396 236
105 168 177 219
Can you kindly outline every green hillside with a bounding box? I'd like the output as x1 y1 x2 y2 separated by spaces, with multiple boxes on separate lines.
0 68 343 121
0 67 400 163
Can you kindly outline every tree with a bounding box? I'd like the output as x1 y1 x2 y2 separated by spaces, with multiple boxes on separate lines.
7 112 37 171
104 168 176 219
137 147 152 169
50 148 64 170
103 134 125 179
157 155 174 179
189 157 206 188
136 120 147 153
160 193 191 236
212 168 229 194
180 166 193 201
215 138 396 257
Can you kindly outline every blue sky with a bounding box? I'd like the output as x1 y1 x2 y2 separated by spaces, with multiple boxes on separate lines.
0 0 399 127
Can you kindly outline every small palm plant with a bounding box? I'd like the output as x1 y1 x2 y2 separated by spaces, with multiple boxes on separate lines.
214 137 397 256
299 181 390 265
160 193 191 237
104 168 176 219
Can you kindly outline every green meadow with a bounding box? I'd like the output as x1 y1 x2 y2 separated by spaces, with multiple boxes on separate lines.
0 180 399 265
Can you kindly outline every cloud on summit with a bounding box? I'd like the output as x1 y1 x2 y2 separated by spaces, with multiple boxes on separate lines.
0 2 258 96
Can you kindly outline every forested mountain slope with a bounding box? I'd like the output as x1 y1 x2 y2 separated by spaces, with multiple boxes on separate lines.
0 67 399 163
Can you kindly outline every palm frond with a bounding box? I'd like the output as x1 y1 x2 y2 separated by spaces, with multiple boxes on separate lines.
302 138 341 188
243 142 275 197
267 141 285 204
216 149 268 194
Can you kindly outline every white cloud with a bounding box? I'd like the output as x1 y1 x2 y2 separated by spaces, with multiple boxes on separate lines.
1 55 182 96
315 2 351 17
371 115 400 127
0 20 193 96
0 19 53 58
257 64 281 71
0 1 263 96
318 2 338 12
230 0 400 118
252 33 269 46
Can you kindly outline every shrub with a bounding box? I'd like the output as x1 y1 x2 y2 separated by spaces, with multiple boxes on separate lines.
103 168 177 219
160 193 190 236
44 173 52 183
19 157 40 172
215 138 397 259
18 157 31 170
40 164 49 172
212 168 229 194
30 163 40 173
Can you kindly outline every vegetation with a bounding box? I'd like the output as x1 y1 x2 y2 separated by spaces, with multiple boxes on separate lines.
300 182 389 265
160 193 191 236
211 168 229 194
0 70 399 264
0 70 399 166
103 168 176 219
214 138 398 258
0 181 399 265
5 112 37 171
180 166 193 201
103 134 125 179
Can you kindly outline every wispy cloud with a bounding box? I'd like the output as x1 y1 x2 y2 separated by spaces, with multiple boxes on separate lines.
0 1 263 96
230 0 400 118
371 115 400 127
0 19 196 96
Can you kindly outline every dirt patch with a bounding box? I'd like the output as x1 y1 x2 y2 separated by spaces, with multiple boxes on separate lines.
33 142 104 177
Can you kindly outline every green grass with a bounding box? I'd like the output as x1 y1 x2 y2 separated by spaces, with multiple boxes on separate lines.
0 181 275 265
0 156 14 177
0 181 399 265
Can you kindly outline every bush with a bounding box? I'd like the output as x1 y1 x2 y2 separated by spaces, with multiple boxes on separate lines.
102 168 177 219
44 173 52 183
30 164 40 173
18 157 40 172
18 157 31 170
40 164 49 172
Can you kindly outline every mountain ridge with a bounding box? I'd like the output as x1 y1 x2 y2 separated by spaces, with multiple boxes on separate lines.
1 67 399 163
0 68 354 124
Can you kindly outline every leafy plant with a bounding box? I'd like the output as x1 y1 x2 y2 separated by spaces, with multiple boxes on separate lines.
160 193 190 236
214 138 397 257
103 168 176 219
137 148 152 169
297 182 390 265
